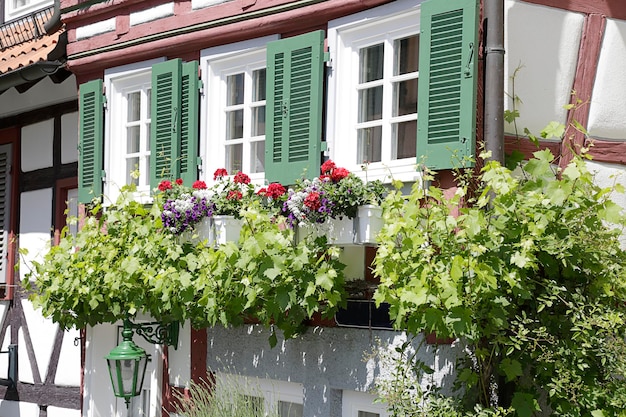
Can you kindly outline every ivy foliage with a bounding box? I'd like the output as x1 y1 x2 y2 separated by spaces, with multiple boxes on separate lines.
373 150 626 416
25 190 346 345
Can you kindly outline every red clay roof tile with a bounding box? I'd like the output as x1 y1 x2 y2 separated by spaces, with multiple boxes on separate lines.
0 28 65 75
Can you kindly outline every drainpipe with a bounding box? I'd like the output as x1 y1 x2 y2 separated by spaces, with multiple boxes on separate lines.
44 0 62 34
484 0 505 165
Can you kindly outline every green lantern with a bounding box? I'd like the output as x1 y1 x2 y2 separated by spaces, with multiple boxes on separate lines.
105 319 148 408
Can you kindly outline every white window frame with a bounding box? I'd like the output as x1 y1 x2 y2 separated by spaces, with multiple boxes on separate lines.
200 35 278 186
4 0 51 21
327 0 423 183
216 373 304 416
342 390 389 417
104 58 164 203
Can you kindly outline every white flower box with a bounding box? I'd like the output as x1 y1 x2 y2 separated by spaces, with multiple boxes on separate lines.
180 215 243 246
212 215 243 246
355 204 383 245
295 205 383 246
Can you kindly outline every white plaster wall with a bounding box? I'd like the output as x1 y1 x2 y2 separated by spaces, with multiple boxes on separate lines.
76 18 116 40
83 322 163 417
504 0 583 136
130 3 174 26
19 188 52 282
0 76 76 117
0 321 8 380
205 325 461 417
587 19 626 140
0 400 38 417
585 161 626 247
21 120 53 172
55 328 82 386
19 301 58 384
47 406 81 417
61 112 79 164
168 321 191 386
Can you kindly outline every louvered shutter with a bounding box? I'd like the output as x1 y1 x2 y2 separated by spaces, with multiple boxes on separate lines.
0 145 10 284
417 0 479 170
78 79 105 203
179 61 199 185
265 30 325 184
151 59 183 187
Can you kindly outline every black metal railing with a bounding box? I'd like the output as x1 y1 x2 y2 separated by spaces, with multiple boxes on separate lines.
0 5 55 51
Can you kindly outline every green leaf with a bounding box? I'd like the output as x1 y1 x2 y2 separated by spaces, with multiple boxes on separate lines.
540 121 565 139
504 109 520 124
591 411 605 417
511 392 540 417
500 358 523 382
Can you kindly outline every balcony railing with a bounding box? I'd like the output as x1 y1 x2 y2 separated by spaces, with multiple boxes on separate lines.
0 5 55 51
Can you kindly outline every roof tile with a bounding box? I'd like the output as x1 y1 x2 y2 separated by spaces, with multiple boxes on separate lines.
0 28 65 75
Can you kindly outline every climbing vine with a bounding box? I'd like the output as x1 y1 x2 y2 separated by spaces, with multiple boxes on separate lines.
25 190 346 345
373 150 626 416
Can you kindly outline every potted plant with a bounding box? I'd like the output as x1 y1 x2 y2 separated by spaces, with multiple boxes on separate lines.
158 169 257 246
283 160 386 245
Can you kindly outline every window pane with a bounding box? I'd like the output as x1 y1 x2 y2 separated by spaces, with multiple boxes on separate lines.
252 69 266 101
252 106 266 137
146 88 152 119
358 86 383 122
227 73 244 106
127 91 141 122
250 140 265 173
394 35 419 75
359 44 384 83
358 412 380 417
126 157 139 186
226 144 243 173
226 110 244 140
127 126 140 153
278 401 303 417
144 156 150 187
393 78 418 117
393 120 417 159
146 122 151 151
357 126 382 163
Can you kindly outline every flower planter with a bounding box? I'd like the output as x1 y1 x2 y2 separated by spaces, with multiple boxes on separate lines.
212 215 243 246
355 204 383 245
295 205 383 246
179 217 214 246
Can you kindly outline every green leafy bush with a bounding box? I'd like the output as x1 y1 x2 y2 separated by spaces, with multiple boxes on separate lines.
373 150 626 416
25 188 346 345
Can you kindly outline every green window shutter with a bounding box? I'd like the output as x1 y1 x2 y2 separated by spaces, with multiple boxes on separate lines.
417 0 479 170
78 79 105 203
151 59 183 188
265 30 325 185
179 61 199 185
0 144 11 284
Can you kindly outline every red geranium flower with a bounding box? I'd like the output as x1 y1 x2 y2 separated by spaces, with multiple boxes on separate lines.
319 174 331 182
234 172 251 184
331 167 350 182
213 168 228 180
158 180 172 192
192 180 207 189
266 183 286 199
321 160 336 175
257 187 267 196
175 178 183 185
303 192 321 211
227 190 243 200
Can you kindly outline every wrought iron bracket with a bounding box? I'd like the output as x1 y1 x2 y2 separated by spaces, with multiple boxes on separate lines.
127 320 179 349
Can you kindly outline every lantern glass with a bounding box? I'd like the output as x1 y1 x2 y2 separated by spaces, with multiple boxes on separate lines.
106 337 148 403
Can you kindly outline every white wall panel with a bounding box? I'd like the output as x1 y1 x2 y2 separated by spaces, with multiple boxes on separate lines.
61 112 79 164
19 189 52 282
19 301 58 384
504 0 583 136
21 120 53 172
588 19 626 140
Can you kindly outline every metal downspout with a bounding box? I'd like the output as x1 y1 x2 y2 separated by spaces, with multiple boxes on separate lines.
484 0 505 165
44 0 62 34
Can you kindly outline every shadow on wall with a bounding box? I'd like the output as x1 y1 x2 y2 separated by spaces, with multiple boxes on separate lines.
205 325 462 399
